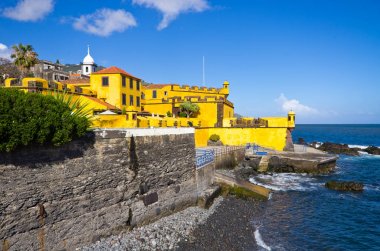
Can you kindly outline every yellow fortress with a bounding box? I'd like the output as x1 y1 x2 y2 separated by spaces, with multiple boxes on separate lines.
2 65 295 151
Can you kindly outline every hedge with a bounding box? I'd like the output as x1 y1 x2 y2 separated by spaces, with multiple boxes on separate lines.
0 88 90 152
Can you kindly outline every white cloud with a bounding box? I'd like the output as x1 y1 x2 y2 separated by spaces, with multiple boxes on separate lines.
133 0 209 30
3 0 54 22
276 93 318 115
0 43 12 59
73 9 137 37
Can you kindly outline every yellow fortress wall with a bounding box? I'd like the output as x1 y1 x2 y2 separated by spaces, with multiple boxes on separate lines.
3 65 296 151
195 127 289 151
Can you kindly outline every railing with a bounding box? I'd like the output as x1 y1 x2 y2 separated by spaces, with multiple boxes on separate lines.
212 146 245 157
196 149 214 169
196 146 245 169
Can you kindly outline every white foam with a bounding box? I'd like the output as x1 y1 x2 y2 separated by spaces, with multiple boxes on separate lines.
249 173 320 192
348 144 369 150
254 228 272 251
358 151 369 155
365 184 380 191
268 193 273 200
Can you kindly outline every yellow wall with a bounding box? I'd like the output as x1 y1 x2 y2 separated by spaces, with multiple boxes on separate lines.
223 103 234 118
90 74 141 112
142 83 233 125
195 127 288 151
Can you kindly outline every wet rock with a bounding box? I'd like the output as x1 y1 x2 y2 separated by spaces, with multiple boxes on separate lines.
325 180 364 191
318 142 359 156
364 146 380 155
234 166 258 180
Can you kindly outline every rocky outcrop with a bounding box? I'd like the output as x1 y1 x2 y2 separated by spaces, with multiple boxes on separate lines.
325 180 364 191
318 142 360 156
234 157 261 179
266 153 337 174
364 146 380 155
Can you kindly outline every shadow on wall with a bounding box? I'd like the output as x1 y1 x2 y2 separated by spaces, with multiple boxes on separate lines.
0 132 96 167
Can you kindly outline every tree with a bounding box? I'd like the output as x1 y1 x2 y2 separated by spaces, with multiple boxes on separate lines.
179 101 200 118
11 44 38 78
0 57 21 83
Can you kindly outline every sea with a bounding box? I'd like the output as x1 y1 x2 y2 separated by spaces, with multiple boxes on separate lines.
250 124 380 251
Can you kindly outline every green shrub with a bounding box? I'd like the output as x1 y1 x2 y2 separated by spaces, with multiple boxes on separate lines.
166 111 172 117
179 112 188 118
209 134 220 142
0 88 91 152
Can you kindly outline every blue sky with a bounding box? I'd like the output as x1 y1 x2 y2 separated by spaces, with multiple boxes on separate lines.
1 0 380 124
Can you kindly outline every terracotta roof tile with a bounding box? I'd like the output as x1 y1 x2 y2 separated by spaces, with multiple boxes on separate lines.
84 96 119 110
92 66 140 80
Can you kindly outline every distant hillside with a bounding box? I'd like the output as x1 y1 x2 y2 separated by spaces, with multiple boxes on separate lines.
62 64 105 73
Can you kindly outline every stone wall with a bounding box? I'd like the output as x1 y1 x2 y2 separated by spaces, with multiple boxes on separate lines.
0 128 198 251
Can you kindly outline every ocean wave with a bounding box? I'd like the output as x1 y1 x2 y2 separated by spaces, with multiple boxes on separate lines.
249 173 321 192
348 144 370 149
254 228 272 251
365 184 380 191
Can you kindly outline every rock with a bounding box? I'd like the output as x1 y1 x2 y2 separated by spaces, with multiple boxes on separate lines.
240 156 261 170
297 138 306 145
234 166 258 180
364 146 380 155
325 180 364 191
318 142 359 156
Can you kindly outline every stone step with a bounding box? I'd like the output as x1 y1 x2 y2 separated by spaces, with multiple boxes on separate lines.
258 155 270 172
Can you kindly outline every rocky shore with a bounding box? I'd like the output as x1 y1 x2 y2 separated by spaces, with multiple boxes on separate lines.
79 197 224 251
298 138 380 156
79 195 263 251
177 197 261 250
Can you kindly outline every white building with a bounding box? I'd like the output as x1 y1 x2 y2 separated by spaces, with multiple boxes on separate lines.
81 46 97 76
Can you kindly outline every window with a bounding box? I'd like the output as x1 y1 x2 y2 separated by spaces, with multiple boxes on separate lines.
86 66 89 72
136 96 140 107
141 93 145 100
164 91 168 96
122 76 126 87
102 77 109 86
130 95 134 106
122 94 126 105
137 81 140 90
130 78 133 89
153 90 157 98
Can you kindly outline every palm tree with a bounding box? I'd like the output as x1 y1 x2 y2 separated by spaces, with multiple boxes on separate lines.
11 44 38 78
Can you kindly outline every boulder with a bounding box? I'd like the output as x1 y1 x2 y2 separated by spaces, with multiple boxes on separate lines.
364 146 380 155
297 137 306 145
318 142 359 156
325 180 364 192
